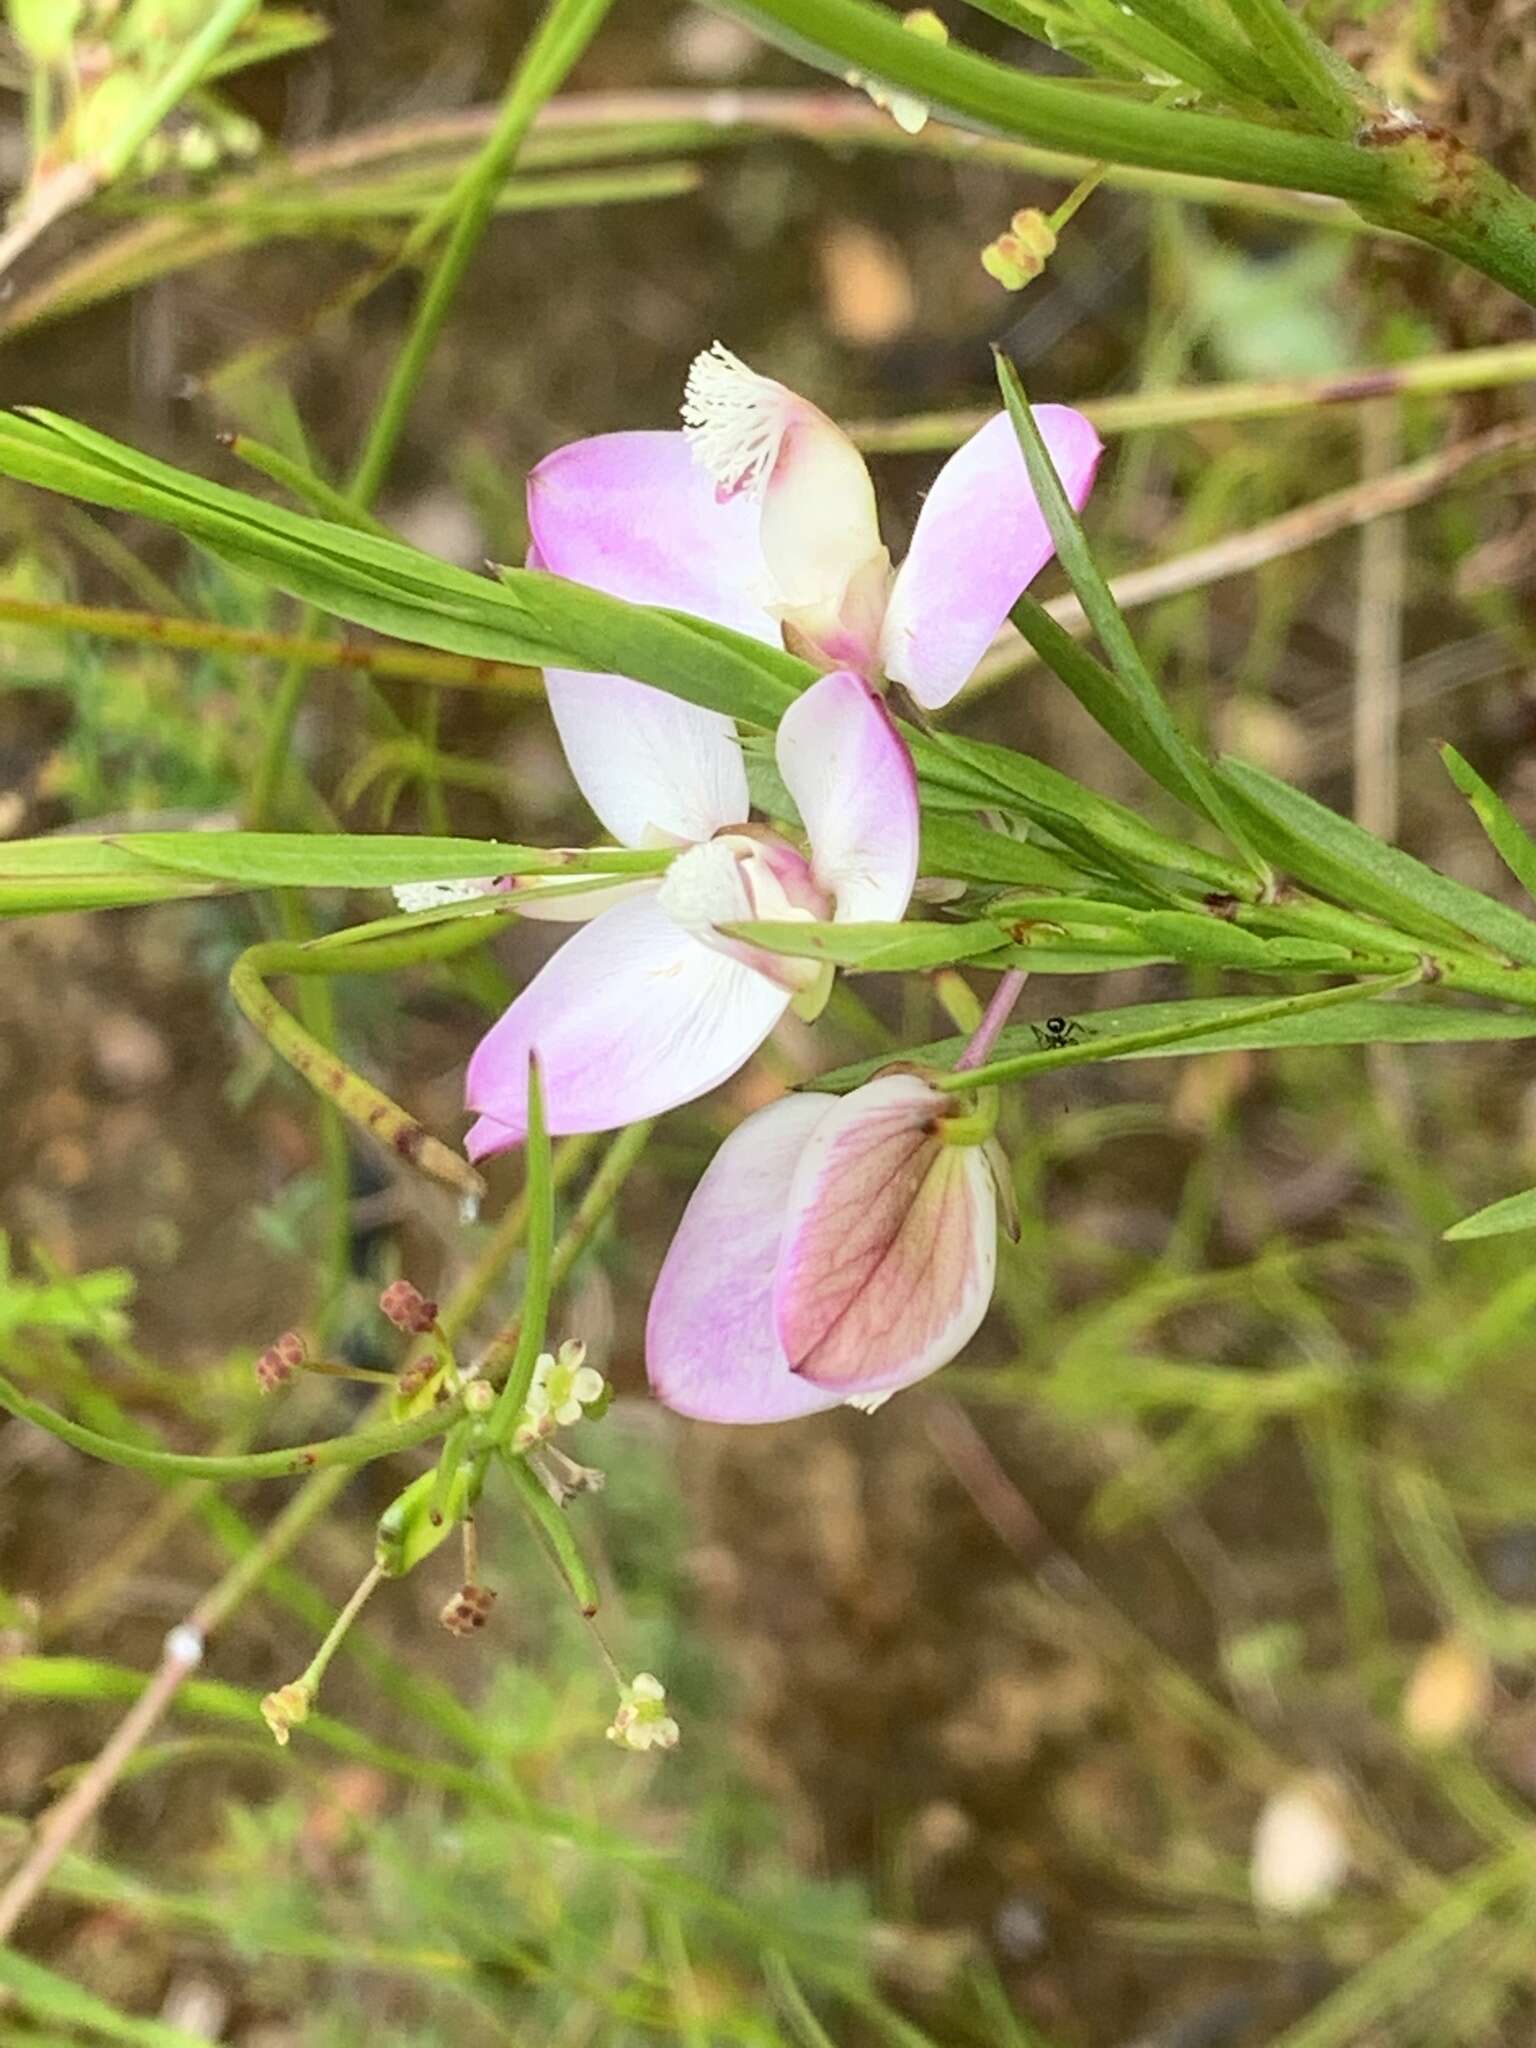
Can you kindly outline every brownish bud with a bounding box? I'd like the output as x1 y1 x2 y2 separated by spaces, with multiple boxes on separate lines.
439 1584 497 1637
379 1279 438 1334
256 1329 306 1393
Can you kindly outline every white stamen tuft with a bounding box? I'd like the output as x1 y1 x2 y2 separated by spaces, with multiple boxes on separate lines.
845 1391 894 1415
681 341 793 500
391 877 499 915
656 838 753 931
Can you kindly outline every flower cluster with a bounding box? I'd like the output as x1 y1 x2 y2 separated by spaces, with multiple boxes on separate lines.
457 347 1098 1421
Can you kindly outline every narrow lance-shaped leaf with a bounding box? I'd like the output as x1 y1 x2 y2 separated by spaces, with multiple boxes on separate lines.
1444 1186 1536 1242
724 920 1012 971
1439 742 1536 907
1219 756 1536 966
995 350 1270 879
814 991 1536 1094
0 410 807 728
940 969 1421 1091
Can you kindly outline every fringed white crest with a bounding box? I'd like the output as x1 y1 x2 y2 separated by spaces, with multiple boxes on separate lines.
681 341 793 500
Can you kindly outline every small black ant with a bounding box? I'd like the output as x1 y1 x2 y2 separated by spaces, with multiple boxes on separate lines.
1031 1015 1090 1050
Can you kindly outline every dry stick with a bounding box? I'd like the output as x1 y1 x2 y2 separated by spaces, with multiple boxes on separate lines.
0 593 539 693
0 1123 643 1946
968 420 1536 696
1353 399 1406 844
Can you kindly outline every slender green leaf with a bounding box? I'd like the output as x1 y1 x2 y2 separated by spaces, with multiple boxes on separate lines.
910 728 1250 895
815 994 1536 1093
0 1946 212 2047
1444 1186 1536 1242
947 971 1418 1090
0 831 667 914
1440 742 1536 905
996 352 1267 876
0 411 806 728
1219 757 1536 965
918 813 1088 890
726 919 1011 971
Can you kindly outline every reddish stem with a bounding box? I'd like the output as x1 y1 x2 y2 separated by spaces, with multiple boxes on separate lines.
954 969 1028 1072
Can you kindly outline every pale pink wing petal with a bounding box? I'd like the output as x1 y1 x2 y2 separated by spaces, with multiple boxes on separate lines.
542 665 749 849
773 1075 997 1395
775 668 918 923
464 893 788 1155
879 404 1103 709
646 1094 844 1424
528 431 774 637
527 433 771 846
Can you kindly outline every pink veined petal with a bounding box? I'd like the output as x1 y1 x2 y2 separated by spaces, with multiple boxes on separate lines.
528 431 775 638
463 891 789 1155
773 1075 998 1396
646 1094 845 1424
775 668 918 924
879 404 1103 709
543 666 750 849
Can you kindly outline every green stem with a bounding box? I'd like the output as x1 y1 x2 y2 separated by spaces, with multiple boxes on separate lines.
478 1119 655 1383
942 967 1421 1090
230 932 493 1203
488 1060 555 1443
505 1454 600 1615
713 0 1536 307
296 1564 385 1694
0 1370 464 1481
347 0 617 508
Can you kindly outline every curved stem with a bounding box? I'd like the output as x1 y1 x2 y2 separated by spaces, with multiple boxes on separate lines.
0 1370 464 1480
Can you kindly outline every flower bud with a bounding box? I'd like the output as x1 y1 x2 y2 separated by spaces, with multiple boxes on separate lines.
607 1672 681 1753
255 1329 306 1394
260 1679 314 1747
981 209 1058 291
379 1279 438 1335
439 1584 497 1636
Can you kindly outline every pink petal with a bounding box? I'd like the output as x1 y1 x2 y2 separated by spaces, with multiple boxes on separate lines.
543 666 749 849
464 892 789 1154
646 1094 845 1424
775 669 918 923
528 431 776 637
527 434 772 846
879 405 1103 709
773 1075 997 1395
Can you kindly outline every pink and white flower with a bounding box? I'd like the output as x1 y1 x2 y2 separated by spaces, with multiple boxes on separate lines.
675 342 1101 706
646 1072 999 1423
464 667 918 1156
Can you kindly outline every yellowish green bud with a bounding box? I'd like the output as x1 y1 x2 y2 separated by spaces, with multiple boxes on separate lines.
981 210 1058 291
260 1678 313 1747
